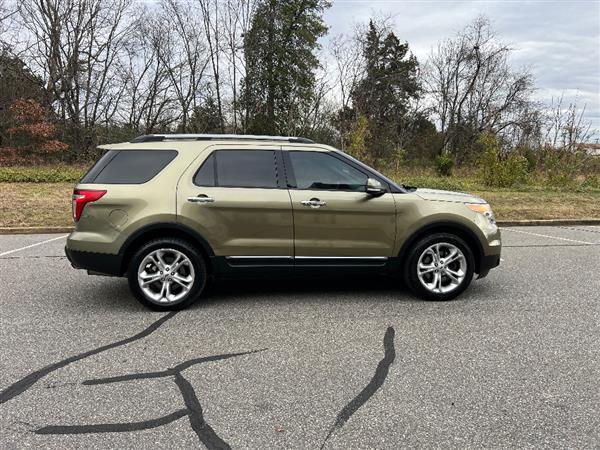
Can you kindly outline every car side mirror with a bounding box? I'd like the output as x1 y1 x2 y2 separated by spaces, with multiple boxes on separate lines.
366 178 386 196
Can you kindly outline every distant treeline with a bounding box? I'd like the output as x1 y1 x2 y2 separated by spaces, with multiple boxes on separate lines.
0 0 596 175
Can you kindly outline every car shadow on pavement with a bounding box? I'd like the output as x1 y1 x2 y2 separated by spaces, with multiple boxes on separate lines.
75 273 461 311
73 279 149 312
197 274 416 306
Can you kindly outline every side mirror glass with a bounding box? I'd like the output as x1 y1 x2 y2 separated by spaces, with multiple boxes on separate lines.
366 178 386 196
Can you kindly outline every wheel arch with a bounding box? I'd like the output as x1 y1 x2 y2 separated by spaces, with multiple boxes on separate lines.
119 222 215 275
398 220 485 274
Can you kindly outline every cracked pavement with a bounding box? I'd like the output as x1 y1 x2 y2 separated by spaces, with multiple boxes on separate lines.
1 226 599 448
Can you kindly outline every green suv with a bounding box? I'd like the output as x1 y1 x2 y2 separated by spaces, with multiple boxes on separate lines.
65 134 501 310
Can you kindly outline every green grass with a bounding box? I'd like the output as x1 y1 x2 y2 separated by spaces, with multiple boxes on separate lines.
1 163 598 192
0 165 85 183
378 166 600 194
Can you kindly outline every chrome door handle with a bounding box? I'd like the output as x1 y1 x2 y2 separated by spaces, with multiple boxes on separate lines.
187 195 215 204
301 198 326 208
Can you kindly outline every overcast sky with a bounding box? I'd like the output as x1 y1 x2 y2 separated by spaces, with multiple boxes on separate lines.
323 0 600 137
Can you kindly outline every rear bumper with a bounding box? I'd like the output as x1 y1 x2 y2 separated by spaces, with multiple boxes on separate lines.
65 246 124 276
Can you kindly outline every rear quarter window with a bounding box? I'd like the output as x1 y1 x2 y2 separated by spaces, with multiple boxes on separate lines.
81 149 177 184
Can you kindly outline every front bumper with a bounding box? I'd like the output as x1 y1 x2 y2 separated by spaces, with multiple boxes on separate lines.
65 246 124 276
477 252 501 279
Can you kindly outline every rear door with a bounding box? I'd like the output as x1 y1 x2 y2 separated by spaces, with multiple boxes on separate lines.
283 148 396 259
177 145 293 261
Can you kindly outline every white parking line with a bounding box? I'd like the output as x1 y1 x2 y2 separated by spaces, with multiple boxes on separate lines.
560 226 600 235
0 235 68 257
500 228 596 245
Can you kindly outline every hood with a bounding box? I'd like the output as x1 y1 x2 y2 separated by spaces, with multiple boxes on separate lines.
415 188 486 204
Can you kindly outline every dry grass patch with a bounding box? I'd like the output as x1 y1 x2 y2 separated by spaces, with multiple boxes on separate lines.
0 183 73 227
1 182 599 228
474 191 600 220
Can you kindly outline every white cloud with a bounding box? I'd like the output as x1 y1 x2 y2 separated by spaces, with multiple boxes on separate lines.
323 0 600 135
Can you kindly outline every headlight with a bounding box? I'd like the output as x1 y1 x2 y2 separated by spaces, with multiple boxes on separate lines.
465 203 496 224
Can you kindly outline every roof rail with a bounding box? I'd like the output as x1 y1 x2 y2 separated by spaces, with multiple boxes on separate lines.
130 134 314 144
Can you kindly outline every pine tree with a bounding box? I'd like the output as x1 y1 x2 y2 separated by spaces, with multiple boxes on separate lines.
241 0 330 135
187 96 222 133
351 21 421 157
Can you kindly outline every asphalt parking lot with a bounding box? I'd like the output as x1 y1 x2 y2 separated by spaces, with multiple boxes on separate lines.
1 226 599 449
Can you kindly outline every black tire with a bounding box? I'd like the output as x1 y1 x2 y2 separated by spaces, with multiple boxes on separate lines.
404 232 475 301
127 238 207 311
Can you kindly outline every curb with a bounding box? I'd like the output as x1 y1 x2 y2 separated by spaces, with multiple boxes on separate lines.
0 226 73 235
497 219 600 227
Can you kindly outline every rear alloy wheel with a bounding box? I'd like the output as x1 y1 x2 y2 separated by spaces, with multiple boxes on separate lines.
138 248 195 303
405 233 475 301
128 238 206 310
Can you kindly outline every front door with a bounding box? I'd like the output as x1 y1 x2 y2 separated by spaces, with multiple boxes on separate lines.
283 149 396 259
177 146 293 259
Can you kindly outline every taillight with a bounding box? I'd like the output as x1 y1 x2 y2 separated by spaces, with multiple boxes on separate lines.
72 189 106 222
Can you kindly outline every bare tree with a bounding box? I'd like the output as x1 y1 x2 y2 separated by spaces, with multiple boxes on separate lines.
327 33 363 148
117 10 179 134
198 0 225 131
0 0 21 54
425 16 534 157
221 0 258 131
0 0 17 37
544 94 593 151
18 0 132 152
157 0 210 132
329 33 362 116
11 0 247 142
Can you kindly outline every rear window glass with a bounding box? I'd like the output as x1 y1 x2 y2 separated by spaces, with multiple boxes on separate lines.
217 150 277 188
81 149 177 184
193 150 278 188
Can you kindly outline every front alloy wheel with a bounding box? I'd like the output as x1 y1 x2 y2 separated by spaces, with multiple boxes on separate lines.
405 233 475 301
417 243 467 294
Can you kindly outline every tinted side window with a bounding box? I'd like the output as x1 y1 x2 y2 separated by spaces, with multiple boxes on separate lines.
82 150 177 184
216 150 277 188
193 153 216 186
289 151 367 191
